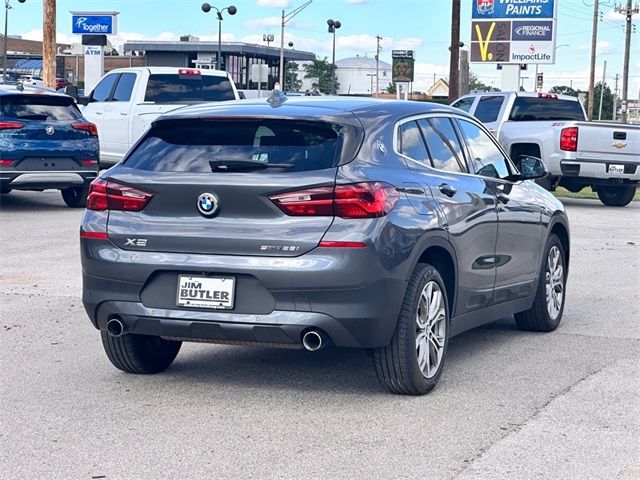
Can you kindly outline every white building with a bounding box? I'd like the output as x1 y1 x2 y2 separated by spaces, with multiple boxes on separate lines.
335 55 392 95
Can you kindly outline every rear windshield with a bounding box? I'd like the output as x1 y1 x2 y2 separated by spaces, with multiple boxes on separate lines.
144 74 236 103
123 119 341 173
0 95 81 121
509 97 585 121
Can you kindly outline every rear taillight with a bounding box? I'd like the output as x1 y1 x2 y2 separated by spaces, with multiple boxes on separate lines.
560 127 578 152
0 160 14 166
86 178 153 212
0 121 24 130
72 122 98 137
270 182 399 218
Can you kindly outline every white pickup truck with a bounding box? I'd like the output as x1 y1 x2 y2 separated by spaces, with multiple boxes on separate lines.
79 67 239 167
452 91 639 206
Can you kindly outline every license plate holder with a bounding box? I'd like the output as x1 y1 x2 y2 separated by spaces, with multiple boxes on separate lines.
608 164 625 175
177 275 235 310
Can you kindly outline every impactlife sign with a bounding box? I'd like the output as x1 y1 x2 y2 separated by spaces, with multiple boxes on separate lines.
470 0 557 65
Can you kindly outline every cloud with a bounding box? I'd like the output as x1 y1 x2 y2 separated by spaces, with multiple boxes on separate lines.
602 9 627 22
577 40 615 55
20 29 76 46
256 0 291 7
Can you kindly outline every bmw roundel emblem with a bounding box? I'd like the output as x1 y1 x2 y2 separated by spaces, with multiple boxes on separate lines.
197 192 219 217
45 126 55 136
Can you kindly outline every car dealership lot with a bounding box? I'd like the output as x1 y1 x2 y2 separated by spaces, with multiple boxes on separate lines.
1 191 638 479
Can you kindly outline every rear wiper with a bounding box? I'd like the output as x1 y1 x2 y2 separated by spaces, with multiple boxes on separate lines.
209 160 269 171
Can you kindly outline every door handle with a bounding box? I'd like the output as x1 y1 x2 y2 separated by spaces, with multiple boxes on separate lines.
120 112 129 116
438 183 457 197
496 192 510 204
95 111 103 115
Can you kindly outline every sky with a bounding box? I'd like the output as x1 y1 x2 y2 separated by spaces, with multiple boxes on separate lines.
7 0 640 96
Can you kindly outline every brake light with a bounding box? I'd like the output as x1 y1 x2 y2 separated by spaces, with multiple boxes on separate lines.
179 68 201 76
0 121 24 130
86 178 153 212
270 182 399 218
72 122 98 137
0 160 14 166
560 127 578 152
319 241 366 248
538 93 558 99
80 231 108 240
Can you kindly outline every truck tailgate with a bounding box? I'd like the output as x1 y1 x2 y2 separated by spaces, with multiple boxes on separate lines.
574 122 640 164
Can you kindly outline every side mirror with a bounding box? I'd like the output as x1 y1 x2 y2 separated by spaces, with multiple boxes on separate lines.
516 155 548 180
77 95 91 106
63 85 79 101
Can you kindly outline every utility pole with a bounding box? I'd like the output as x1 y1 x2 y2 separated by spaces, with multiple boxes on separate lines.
616 0 638 123
598 60 606 120
459 48 469 96
43 0 56 89
448 0 460 103
375 35 381 98
613 73 619 121
587 0 600 120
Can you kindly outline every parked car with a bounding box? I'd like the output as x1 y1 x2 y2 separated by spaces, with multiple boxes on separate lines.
78 67 240 168
451 91 639 206
0 83 99 207
80 95 570 395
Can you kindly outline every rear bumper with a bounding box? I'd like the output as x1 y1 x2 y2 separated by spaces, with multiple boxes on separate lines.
82 241 408 348
558 159 640 184
0 170 97 190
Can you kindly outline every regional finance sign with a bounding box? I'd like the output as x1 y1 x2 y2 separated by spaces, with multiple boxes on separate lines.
470 0 557 65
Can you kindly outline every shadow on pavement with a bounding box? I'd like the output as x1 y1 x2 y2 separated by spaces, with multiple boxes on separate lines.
558 196 640 210
0 190 71 212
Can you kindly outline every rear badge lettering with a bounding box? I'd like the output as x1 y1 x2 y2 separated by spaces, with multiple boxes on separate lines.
125 238 148 247
260 245 300 252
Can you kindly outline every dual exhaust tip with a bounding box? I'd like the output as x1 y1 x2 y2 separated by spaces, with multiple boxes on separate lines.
107 317 328 352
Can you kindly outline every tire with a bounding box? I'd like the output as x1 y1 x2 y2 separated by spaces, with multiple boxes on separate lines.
61 186 89 208
596 186 636 207
101 332 182 374
515 234 566 332
373 263 449 395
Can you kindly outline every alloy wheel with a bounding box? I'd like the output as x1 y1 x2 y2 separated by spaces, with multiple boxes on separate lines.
545 245 564 320
416 281 446 379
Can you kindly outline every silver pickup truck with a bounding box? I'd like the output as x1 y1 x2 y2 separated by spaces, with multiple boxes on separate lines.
452 91 639 206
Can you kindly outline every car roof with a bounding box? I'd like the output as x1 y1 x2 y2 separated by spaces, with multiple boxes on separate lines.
161 95 468 124
0 83 64 97
459 91 579 102
104 66 230 77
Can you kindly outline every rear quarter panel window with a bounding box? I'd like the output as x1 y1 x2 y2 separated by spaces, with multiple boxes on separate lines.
418 118 466 173
399 121 430 164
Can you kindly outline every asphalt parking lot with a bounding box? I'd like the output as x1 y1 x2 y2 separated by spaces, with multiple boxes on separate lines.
1 190 638 480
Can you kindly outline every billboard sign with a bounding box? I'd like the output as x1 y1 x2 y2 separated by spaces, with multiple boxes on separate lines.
470 0 557 64
71 13 118 35
392 50 414 82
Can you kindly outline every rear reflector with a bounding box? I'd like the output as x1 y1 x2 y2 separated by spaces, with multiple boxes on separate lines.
72 122 98 137
560 127 578 152
270 182 399 218
82 159 98 166
318 241 366 248
0 121 24 130
80 231 108 240
0 160 14 166
86 178 153 212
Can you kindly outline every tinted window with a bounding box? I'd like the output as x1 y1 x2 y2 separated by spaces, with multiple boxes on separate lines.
145 75 236 103
124 119 340 173
451 97 474 113
474 96 504 123
399 121 429 164
0 95 81 121
112 73 136 102
418 118 465 173
509 96 585 121
457 119 510 179
91 73 118 102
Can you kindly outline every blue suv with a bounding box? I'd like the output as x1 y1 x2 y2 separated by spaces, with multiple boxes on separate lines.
0 84 99 207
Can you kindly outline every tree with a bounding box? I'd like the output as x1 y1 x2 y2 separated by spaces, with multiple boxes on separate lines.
469 71 498 92
385 82 396 94
284 61 302 92
550 85 579 97
303 57 339 94
585 82 614 120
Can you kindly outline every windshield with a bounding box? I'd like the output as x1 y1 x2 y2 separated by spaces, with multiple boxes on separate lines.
0 95 81 121
124 119 341 173
509 97 585 121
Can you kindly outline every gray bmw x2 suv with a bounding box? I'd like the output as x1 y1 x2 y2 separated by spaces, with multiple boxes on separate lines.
80 94 569 395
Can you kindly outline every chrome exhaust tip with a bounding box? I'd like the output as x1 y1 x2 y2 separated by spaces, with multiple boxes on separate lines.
302 330 325 352
106 317 125 337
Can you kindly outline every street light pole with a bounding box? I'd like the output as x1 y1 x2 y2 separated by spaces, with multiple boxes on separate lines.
279 0 313 89
201 3 237 71
327 18 341 95
2 0 25 83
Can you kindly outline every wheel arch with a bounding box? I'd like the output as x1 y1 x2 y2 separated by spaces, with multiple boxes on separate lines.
549 217 570 272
